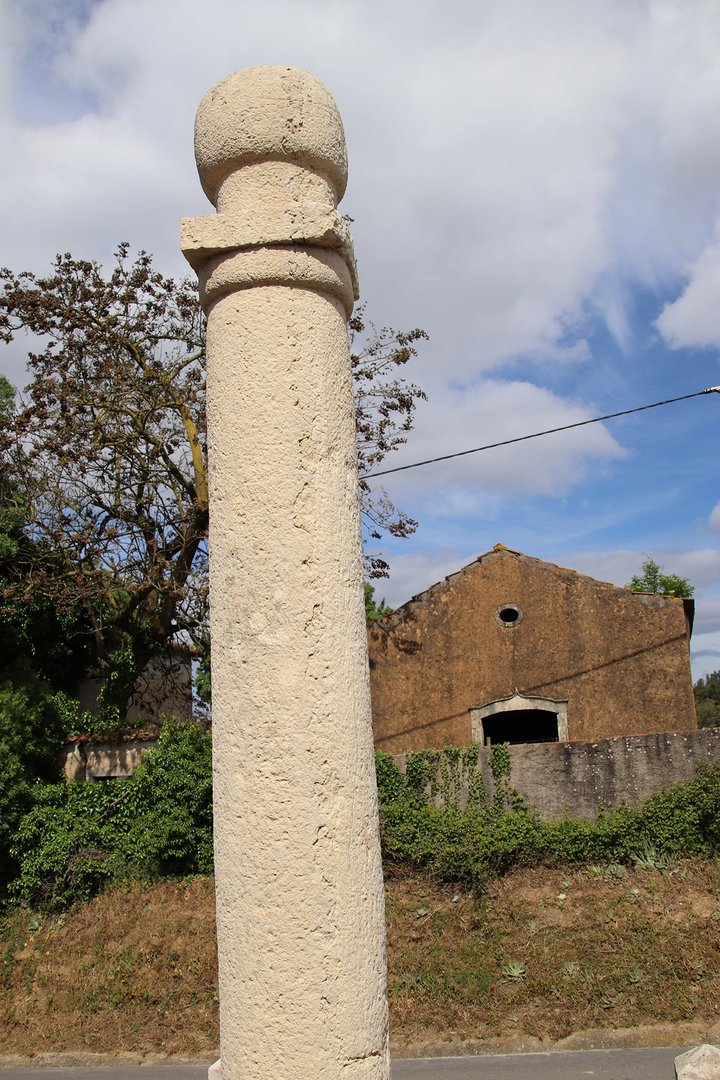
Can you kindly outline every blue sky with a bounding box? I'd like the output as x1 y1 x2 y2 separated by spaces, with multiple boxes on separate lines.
1 0 720 678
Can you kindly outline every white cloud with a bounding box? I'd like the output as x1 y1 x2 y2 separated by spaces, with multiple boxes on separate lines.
691 632 720 681
568 547 720 593
710 502 720 531
657 230 720 349
3 0 720 616
367 548 471 611
3 0 720 373
375 379 625 510
692 596 720 636
670 550 720 592
563 550 643 590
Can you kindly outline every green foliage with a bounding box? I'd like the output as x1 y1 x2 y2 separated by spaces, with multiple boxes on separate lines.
0 676 70 896
627 557 694 598
6 726 720 911
194 638 212 705
0 678 68 777
375 751 407 804
0 250 427 735
404 749 438 800
436 744 485 812
127 720 214 878
9 722 213 909
0 750 33 895
0 598 93 699
377 744 534 890
489 742 511 784
0 247 211 725
350 305 428 579
501 960 527 982
696 699 720 728
92 641 159 727
380 801 489 891
695 668 720 703
376 744 720 893
364 583 393 622
382 745 487 812
0 249 427 715
694 669 720 728
10 780 123 907
0 390 94 698
0 374 15 419
0 374 21 562
489 742 524 811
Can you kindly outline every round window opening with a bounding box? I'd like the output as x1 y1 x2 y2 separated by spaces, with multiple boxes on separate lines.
496 604 522 626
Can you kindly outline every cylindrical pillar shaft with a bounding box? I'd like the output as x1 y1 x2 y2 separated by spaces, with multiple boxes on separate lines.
181 67 389 1079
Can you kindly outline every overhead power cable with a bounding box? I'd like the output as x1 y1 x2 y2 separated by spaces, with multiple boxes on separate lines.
360 386 720 481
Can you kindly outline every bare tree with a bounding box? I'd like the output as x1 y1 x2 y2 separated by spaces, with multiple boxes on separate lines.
351 305 427 578
0 247 426 716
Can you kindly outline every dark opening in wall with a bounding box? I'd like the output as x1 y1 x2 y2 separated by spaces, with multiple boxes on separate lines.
482 708 559 745
496 604 522 626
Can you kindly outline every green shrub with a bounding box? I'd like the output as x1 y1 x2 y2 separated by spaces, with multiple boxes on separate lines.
386 744 486 811
379 800 488 891
0 676 71 898
121 720 214 879
377 746 720 893
633 763 720 856
7 732 720 910
0 745 32 888
10 721 213 909
375 751 407 804
0 676 68 778
9 780 125 907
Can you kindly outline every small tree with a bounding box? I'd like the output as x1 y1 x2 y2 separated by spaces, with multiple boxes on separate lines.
0 375 23 560
694 670 720 729
0 374 92 693
0 247 208 719
627 558 694 599
364 582 393 623
351 305 427 579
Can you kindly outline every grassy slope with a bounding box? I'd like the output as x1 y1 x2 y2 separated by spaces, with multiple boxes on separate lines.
1 861 719 1057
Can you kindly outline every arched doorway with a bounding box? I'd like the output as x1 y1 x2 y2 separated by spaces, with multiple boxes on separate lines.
470 692 568 745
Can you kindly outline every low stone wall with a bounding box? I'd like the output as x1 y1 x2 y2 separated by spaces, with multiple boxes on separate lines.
60 737 159 782
395 728 720 821
60 726 720 811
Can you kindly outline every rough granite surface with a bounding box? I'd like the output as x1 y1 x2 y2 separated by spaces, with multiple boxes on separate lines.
181 66 388 1079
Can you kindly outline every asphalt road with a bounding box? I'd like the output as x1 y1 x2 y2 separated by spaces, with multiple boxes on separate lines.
0 1048 688 1079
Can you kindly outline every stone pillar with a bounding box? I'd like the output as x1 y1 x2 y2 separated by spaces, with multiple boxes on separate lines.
181 67 389 1079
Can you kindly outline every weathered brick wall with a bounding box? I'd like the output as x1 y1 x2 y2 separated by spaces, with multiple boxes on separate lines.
369 549 696 751
393 728 720 821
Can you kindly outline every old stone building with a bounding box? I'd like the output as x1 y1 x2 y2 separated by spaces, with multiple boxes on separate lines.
368 545 696 752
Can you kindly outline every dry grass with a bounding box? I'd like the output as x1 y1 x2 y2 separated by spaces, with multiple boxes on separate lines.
1 860 719 1056
0 877 218 1056
385 859 720 1046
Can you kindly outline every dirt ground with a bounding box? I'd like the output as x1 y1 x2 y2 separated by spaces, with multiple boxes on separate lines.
1 860 718 1058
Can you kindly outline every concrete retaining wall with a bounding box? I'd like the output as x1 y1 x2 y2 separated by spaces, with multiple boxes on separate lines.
60 726 720 819
395 728 720 821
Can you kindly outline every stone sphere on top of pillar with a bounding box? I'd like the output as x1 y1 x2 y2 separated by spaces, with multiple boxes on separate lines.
193 65 349 205
183 65 358 316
